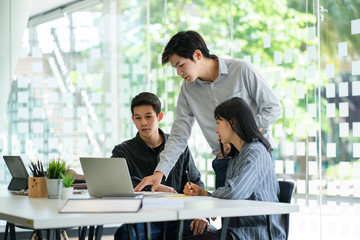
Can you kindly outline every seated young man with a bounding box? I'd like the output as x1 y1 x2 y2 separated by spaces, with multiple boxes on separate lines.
112 92 210 240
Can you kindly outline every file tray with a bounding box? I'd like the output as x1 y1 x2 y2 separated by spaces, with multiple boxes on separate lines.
59 198 142 213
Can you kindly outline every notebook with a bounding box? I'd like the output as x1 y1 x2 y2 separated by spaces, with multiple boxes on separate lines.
3 156 29 191
79 157 143 198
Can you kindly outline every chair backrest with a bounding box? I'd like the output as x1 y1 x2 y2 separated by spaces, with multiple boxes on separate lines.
278 181 295 240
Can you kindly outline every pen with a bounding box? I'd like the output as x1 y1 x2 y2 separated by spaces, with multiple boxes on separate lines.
185 170 192 188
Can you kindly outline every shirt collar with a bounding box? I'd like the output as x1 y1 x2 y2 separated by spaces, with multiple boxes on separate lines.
194 56 228 84
135 129 166 152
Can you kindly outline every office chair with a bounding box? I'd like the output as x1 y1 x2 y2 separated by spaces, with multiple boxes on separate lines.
267 180 295 240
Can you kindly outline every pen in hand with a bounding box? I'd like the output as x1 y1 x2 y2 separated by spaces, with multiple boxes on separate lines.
185 170 192 189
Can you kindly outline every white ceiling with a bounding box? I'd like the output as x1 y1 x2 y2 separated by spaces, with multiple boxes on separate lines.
30 0 78 17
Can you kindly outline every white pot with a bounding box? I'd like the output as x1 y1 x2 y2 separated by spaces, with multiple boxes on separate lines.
61 187 74 200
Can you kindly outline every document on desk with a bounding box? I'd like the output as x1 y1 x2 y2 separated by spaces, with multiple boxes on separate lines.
59 198 142 213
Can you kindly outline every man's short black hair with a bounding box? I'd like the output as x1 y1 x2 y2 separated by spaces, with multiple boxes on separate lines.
161 30 211 65
131 92 161 116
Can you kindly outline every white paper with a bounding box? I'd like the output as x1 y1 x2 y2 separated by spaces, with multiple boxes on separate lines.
274 51 282 64
326 103 336 118
49 138 59 149
243 55 251 63
77 63 87 73
352 61 360 75
353 162 360 177
32 108 44 119
308 45 316 60
339 82 348 97
48 92 59 104
309 142 317 156
327 181 337 196
351 19 360 35
284 49 293 63
296 124 305 137
353 122 360 137
338 42 348 57
32 47 42 58
275 160 283 174
296 180 305 194
285 104 294 118
18 107 29 120
274 123 283 137
339 122 349 137
91 92 102 104
285 86 293 99
296 85 305 99
327 143 336 157
32 62 43 73
308 103 316 118
18 92 29 103
263 34 271 48
326 83 335 98
308 123 317 137
47 77 58 88
296 142 305 156
62 93 73 104
233 40 241 53
31 77 43 88
309 161 317 176
326 64 335 78
354 143 360 158
308 26 316 41
285 160 294 174
339 102 349 117
353 81 360 96
296 67 305 81
307 64 316 79
285 142 294 156
18 122 29 134
339 162 350 177
17 77 29 88
253 54 261 66
32 122 44 134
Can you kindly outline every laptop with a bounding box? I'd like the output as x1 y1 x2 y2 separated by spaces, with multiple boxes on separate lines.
3 156 29 191
79 157 143 198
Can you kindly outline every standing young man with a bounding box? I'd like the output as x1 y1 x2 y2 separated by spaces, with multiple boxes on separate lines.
112 92 210 240
135 30 282 192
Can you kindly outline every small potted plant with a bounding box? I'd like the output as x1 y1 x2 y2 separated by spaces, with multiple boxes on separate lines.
60 173 75 200
46 157 68 199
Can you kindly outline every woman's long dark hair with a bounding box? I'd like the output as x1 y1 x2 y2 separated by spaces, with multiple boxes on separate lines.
214 97 272 158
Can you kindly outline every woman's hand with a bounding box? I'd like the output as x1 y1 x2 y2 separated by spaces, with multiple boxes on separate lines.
190 218 210 235
183 182 208 196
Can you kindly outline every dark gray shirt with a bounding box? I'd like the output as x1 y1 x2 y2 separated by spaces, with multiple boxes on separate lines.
111 129 204 193
157 57 282 177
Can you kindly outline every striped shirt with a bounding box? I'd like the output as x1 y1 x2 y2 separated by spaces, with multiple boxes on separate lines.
156 57 282 177
212 141 286 240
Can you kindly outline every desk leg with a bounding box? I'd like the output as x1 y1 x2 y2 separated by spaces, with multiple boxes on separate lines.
266 215 273 240
88 226 95 240
220 218 230 240
79 226 87 240
46 229 53 240
161 222 167 240
145 222 152 240
126 225 135 240
94 225 103 240
176 220 184 240
9 223 16 240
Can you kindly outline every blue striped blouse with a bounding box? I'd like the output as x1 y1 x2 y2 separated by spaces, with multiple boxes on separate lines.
212 141 286 240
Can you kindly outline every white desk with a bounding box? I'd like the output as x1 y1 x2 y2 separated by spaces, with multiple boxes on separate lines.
0 193 299 240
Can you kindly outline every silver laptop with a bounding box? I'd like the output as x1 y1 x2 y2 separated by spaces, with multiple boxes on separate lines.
80 157 143 198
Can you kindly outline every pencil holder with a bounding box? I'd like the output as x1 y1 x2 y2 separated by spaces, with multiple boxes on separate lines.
28 177 48 198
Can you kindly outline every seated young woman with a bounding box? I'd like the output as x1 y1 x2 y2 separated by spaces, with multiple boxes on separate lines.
183 97 286 240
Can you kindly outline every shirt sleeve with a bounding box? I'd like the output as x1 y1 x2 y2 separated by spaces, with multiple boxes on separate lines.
155 84 195 178
242 63 283 129
212 148 262 200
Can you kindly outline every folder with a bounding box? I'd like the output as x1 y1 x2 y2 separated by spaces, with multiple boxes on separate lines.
59 198 142 213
